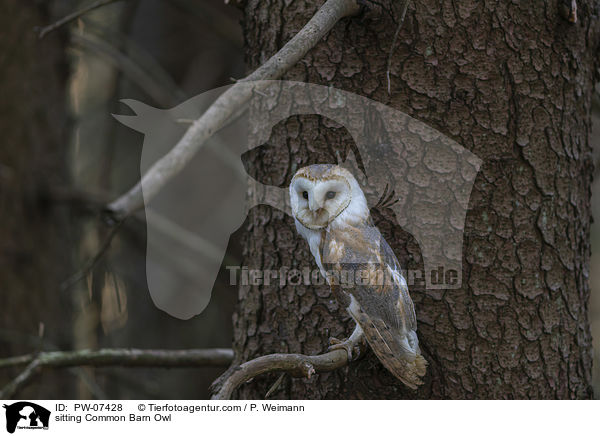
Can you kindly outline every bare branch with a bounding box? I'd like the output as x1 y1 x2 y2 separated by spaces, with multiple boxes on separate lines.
386 0 410 95
36 0 124 39
210 348 350 400
0 355 34 369
59 219 125 291
0 361 42 400
0 348 234 399
106 0 361 219
0 348 234 369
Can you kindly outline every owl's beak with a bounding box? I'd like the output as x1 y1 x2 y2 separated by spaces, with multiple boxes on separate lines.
308 196 321 211
296 207 330 229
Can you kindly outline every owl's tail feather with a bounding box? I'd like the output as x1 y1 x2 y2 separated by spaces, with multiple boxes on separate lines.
353 310 427 389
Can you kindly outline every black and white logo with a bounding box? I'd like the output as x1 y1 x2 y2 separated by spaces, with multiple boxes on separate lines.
3 402 50 434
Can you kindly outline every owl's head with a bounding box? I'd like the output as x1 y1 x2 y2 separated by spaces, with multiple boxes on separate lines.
289 164 368 230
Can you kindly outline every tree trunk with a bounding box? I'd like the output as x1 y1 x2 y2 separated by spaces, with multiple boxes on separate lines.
0 0 72 396
232 0 599 399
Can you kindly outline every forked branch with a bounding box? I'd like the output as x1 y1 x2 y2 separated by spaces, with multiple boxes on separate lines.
106 0 361 218
210 348 351 400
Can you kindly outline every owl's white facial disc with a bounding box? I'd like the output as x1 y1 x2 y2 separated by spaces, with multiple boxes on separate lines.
290 172 352 230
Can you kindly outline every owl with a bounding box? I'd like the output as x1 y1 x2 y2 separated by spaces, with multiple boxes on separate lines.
290 164 427 389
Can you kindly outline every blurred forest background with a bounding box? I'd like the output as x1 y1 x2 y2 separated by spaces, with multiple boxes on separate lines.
1 0 244 399
1 0 599 399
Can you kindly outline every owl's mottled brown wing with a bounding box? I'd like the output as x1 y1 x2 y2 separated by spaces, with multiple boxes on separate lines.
324 223 426 388
380 235 418 331
350 300 427 389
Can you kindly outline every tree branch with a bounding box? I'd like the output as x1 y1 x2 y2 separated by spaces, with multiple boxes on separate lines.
59 219 125 291
36 0 124 39
210 348 350 400
0 355 35 369
386 0 409 95
0 348 233 399
106 0 361 219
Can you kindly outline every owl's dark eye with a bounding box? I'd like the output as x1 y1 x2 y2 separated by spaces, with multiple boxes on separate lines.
326 191 336 199
302 191 309 200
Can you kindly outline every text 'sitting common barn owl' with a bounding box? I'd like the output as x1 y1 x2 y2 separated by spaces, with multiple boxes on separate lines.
290 164 427 389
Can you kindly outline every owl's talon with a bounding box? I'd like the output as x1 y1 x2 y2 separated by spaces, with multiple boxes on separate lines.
328 337 364 361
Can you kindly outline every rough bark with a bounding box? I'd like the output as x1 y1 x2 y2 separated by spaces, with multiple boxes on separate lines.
230 0 600 399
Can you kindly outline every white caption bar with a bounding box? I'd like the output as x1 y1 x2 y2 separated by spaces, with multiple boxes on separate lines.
0 400 595 436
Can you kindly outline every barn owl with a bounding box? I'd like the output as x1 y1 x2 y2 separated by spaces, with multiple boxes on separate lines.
290 164 427 389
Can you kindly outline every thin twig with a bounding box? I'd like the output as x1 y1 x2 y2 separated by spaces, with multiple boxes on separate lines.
71 32 186 107
264 373 286 399
0 348 234 399
36 0 124 39
210 348 349 400
0 360 42 400
106 0 361 219
59 220 125 291
52 186 239 289
386 0 410 95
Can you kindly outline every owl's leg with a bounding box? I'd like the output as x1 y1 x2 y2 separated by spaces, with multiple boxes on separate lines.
328 323 367 361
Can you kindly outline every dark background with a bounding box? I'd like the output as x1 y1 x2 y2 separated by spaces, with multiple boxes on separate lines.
0 0 243 399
